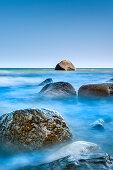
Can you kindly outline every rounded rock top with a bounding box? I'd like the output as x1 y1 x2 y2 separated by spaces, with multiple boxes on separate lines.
55 60 76 71
78 83 113 97
40 81 76 98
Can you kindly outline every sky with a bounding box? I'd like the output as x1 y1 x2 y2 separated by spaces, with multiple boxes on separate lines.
0 0 113 68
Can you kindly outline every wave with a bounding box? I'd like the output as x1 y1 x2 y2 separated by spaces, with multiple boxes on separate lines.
0 76 43 87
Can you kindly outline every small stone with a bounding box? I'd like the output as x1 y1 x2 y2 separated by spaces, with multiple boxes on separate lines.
90 119 104 130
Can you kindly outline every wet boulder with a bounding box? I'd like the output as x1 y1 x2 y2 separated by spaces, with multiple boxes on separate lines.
19 141 112 170
40 82 76 98
90 119 104 130
38 78 53 86
0 108 72 151
78 83 113 97
47 141 101 162
55 60 76 71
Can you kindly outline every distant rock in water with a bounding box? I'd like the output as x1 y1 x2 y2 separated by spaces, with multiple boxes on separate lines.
78 83 113 97
55 60 76 71
90 119 104 130
40 82 76 98
38 78 53 86
0 108 72 151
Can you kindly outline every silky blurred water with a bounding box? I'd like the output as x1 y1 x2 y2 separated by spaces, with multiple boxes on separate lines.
0 68 113 169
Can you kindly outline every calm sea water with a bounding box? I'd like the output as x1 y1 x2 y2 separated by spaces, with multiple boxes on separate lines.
0 68 113 169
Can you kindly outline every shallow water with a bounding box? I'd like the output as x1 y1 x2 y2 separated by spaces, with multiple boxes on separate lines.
0 68 113 169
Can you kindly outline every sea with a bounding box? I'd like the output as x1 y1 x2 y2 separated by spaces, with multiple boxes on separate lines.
0 68 113 170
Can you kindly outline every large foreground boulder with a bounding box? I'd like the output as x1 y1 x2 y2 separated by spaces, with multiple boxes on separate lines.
55 60 76 71
78 83 113 97
0 109 72 150
40 82 76 98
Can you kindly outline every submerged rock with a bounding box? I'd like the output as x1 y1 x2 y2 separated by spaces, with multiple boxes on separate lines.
109 78 113 82
38 78 53 86
0 108 72 150
78 83 113 97
46 141 101 162
90 119 104 130
37 153 112 170
19 141 113 170
39 82 76 98
55 60 76 71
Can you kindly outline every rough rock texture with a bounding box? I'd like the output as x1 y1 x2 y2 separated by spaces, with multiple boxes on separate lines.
55 60 76 71
47 141 101 162
78 83 113 97
38 78 53 86
0 108 72 150
19 141 113 170
40 82 76 97
22 153 112 170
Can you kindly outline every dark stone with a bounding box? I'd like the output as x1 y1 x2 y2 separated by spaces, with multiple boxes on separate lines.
109 78 113 82
40 82 76 98
0 108 72 151
19 141 112 170
55 60 76 71
38 78 53 86
78 83 113 97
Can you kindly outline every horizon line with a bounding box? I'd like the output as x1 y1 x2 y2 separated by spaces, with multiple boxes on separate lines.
0 67 113 69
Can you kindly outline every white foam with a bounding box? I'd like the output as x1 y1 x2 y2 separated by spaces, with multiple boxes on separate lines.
46 141 101 163
0 76 42 87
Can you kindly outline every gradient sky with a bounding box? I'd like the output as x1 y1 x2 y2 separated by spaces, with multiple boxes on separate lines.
0 0 113 68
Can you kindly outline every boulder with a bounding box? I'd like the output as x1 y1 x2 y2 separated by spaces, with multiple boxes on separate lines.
78 83 113 97
19 141 112 170
55 60 76 71
40 82 76 98
38 78 53 86
20 153 112 170
46 141 101 162
0 108 72 150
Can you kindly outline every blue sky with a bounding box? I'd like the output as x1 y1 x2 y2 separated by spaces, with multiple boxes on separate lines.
0 0 113 68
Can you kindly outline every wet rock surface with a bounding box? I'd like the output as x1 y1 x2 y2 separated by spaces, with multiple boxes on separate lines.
19 153 113 170
40 82 76 98
19 141 113 170
78 83 113 97
0 108 72 151
90 119 104 130
55 60 76 71
38 78 53 86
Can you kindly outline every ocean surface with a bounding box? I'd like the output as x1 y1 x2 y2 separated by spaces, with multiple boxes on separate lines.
0 68 113 170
